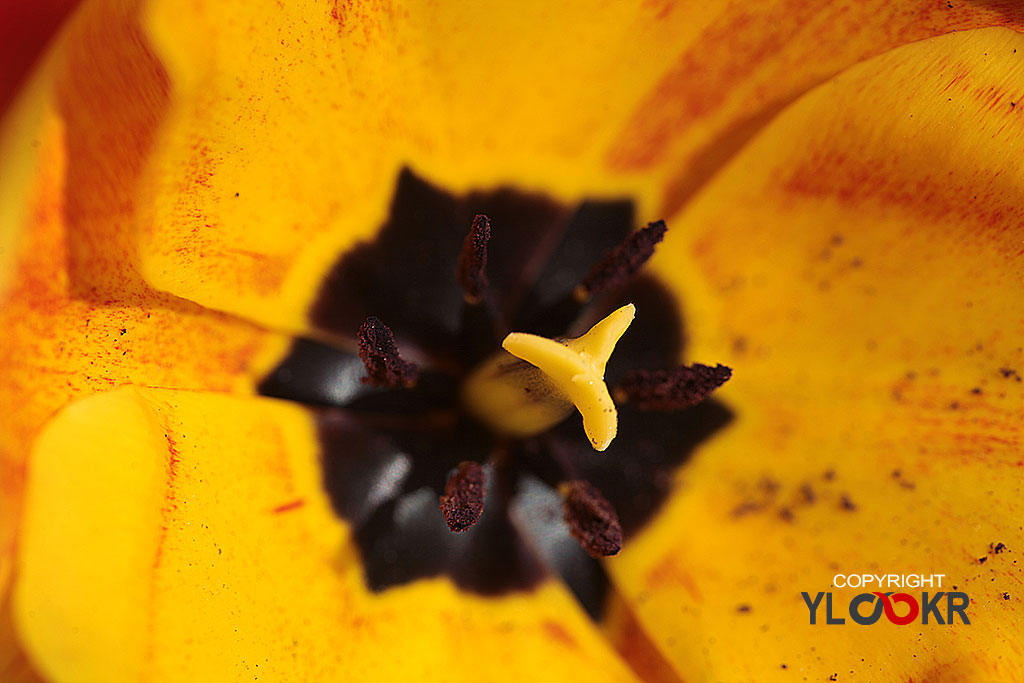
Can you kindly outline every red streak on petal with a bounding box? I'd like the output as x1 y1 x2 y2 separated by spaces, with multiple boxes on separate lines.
271 498 307 514
152 432 181 573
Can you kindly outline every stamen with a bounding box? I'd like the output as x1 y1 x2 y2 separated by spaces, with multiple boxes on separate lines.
457 214 491 304
357 316 420 387
439 461 487 532
575 220 667 301
561 480 622 557
614 363 732 410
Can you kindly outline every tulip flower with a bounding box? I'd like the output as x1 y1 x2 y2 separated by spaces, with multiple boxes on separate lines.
2 1 1023 682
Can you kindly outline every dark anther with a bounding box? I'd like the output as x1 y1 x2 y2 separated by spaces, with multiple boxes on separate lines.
357 316 420 388
440 461 487 532
561 480 623 558
457 214 491 304
576 219 668 301
615 362 732 410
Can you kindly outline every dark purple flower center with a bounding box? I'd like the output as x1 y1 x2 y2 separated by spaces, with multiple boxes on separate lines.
258 168 732 619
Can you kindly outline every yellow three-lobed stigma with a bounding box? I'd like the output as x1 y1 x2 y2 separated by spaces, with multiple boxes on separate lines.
462 304 635 451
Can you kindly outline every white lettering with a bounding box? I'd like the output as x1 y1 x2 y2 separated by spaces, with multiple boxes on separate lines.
829 573 948 589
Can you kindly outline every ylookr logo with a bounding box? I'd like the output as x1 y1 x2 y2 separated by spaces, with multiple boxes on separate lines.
803 574 970 626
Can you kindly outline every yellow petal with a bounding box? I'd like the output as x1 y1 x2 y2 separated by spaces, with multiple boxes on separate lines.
606 1 1024 214
0 3 290 668
14 388 642 683
129 0 1024 335
611 28 1024 681
134 0 709 332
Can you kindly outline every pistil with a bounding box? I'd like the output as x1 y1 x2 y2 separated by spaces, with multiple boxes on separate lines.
461 304 635 451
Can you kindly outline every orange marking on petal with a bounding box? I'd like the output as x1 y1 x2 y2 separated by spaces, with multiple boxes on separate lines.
542 620 579 650
602 596 686 683
645 554 702 603
52 1 172 302
214 248 296 298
